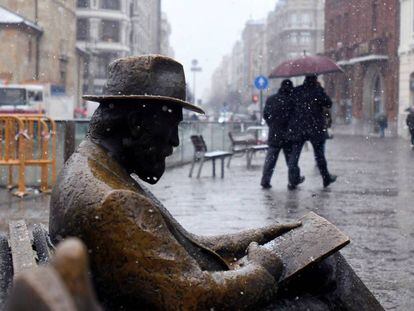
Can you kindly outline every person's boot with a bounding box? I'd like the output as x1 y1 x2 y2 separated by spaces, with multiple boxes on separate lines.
288 176 305 190
287 183 296 191
323 175 337 188
261 182 272 189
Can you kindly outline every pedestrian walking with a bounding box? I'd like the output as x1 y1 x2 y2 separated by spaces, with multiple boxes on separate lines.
406 107 414 148
375 112 388 138
287 75 337 189
261 79 299 189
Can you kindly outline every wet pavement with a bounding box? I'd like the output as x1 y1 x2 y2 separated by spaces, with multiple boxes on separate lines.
1 135 413 310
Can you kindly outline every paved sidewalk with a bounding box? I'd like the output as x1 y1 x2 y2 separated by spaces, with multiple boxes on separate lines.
0 135 413 310
148 135 414 311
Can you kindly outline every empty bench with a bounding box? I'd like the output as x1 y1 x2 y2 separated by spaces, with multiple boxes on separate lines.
228 132 268 168
246 144 269 168
189 135 233 178
227 132 257 167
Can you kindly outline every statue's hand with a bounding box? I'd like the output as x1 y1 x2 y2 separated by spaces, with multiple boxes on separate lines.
247 242 283 280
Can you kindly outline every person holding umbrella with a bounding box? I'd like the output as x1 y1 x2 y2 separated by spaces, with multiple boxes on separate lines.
260 79 304 189
406 107 414 148
269 55 342 189
287 75 337 189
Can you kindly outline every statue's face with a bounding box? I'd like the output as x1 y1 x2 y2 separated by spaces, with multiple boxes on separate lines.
122 102 183 184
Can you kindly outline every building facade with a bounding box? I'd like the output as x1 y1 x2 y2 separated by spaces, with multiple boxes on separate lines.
160 12 174 57
76 0 132 94
209 20 267 116
209 1 325 116
0 6 42 84
266 0 325 88
241 20 267 107
76 0 163 94
325 0 400 136
398 0 414 138
130 0 161 56
0 1 81 102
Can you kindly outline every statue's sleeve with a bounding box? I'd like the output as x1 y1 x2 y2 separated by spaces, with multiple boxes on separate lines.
196 224 300 261
83 190 277 310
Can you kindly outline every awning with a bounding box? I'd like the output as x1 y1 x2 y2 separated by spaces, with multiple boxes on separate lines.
337 54 389 66
0 5 43 33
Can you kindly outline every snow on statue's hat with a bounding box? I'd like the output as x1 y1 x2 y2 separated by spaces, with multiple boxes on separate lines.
83 55 204 114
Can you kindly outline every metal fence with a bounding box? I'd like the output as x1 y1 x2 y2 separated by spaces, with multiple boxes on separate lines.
1 120 258 189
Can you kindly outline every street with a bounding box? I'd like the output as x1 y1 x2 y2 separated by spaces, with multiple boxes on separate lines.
0 135 413 310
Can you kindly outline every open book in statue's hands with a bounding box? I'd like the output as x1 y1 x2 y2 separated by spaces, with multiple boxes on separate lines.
263 212 350 283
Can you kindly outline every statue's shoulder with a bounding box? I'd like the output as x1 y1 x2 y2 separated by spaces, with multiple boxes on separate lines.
50 139 149 224
56 145 99 193
101 189 155 214
59 140 129 193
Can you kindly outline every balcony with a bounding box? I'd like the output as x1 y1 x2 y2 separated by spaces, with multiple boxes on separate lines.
77 41 129 53
279 23 316 33
76 9 128 22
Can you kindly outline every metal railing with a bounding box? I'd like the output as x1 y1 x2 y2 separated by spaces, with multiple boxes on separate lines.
1 119 258 190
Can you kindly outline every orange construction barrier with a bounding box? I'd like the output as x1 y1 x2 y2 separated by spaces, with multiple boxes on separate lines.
0 114 56 197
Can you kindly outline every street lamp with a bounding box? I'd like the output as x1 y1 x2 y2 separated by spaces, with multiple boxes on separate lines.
191 59 202 104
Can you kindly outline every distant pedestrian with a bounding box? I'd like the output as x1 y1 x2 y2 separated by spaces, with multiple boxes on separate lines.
261 79 297 189
406 107 414 148
375 112 388 138
250 112 258 122
287 75 337 189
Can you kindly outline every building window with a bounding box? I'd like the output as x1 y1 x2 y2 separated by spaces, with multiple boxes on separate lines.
344 13 350 43
372 1 378 32
60 69 67 88
300 32 311 44
410 73 414 106
101 20 120 42
302 13 311 26
289 32 297 44
77 18 89 41
77 0 89 8
101 0 120 10
28 40 32 62
290 14 297 26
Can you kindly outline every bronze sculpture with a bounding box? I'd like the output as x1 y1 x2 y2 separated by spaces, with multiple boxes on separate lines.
7 238 102 311
49 55 383 310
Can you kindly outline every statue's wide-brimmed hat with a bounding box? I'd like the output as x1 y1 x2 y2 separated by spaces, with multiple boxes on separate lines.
82 55 204 114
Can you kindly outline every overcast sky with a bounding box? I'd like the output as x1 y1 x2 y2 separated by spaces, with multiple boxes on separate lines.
162 0 277 102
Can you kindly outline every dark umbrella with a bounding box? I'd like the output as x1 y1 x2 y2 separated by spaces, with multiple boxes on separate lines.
269 55 343 79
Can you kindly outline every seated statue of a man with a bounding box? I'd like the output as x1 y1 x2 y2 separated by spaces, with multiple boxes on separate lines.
49 56 382 310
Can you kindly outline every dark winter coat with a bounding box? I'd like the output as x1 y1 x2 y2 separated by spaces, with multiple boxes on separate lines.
263 89 295 147
375 113 388 128
407 112 414 133
287 83 333 142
